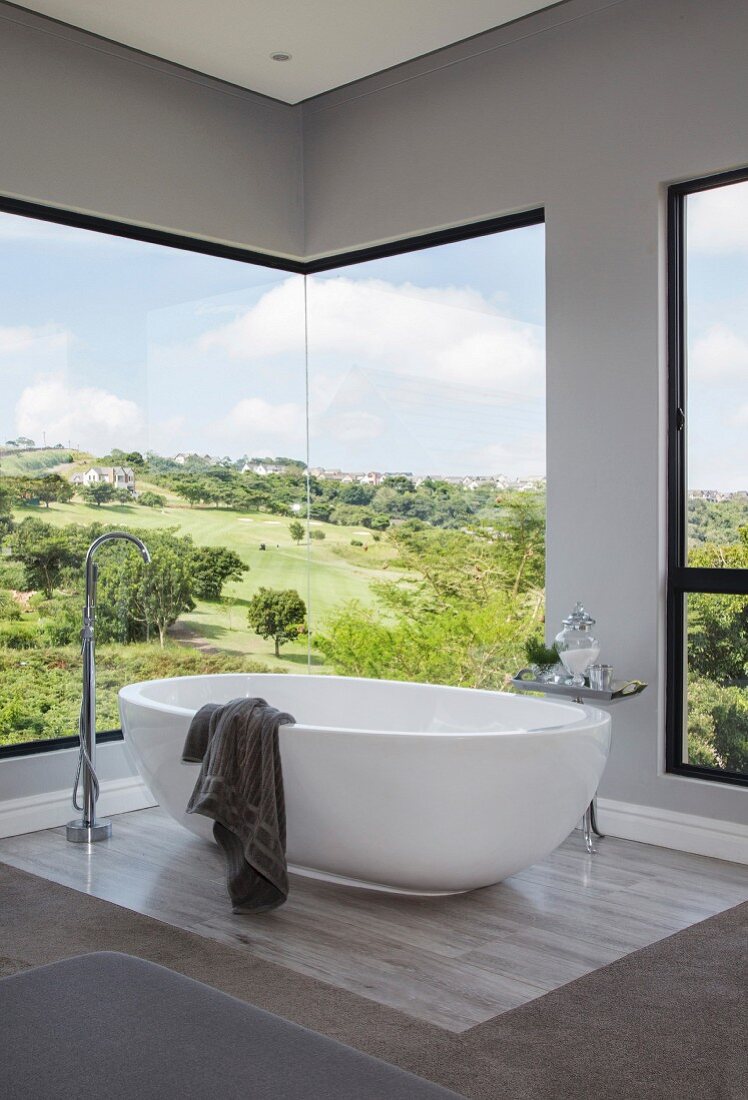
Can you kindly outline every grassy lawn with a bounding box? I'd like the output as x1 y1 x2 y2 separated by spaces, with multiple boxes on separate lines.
11 496 404 671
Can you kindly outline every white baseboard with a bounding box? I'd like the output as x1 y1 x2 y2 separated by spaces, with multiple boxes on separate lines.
596 797 748 865
0 776 157 839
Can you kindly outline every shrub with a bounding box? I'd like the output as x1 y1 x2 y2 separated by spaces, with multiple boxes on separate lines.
0 590 22 621
42 604 81 646
310 528 326 540
0 559 26 590
350 539 364 547
0 620 39 648
138 491 166 508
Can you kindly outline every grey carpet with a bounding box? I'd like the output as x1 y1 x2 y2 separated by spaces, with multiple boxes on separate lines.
0 952 460 1099
0 861 745 1099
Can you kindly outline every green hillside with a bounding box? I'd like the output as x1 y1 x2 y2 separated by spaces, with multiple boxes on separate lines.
0 448 76 476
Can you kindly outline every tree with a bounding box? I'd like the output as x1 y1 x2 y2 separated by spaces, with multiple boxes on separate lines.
191 546 248 600
35 474 74 508
8 518 81 598
82 482 116 507
98 532 195 647
289 519 305 544
138 491 166 508
247 588 306 656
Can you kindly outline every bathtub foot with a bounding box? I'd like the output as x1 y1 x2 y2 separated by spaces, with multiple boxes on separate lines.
582 804 597 854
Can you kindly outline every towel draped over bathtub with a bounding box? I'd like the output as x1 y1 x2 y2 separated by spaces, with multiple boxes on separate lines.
182 698 295 914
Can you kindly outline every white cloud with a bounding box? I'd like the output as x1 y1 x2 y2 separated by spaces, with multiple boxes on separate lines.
200 278 306 358
202 276 544 399
316 410 385 443
688 180 748 254
15 376 146 453
0 325 67 356
690 324 748 382
463 433 546 477
212 397 306 448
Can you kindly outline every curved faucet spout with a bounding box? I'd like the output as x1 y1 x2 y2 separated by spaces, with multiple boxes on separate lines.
85 531 151 608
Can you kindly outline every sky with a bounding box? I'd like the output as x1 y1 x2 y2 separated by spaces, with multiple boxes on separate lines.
687 179 748 492
1 181 745 485
0 212 545 479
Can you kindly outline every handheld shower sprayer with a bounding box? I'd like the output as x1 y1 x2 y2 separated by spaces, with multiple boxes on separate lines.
66 532 151 844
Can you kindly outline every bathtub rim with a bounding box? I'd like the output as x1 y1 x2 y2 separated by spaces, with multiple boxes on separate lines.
118 672 609 739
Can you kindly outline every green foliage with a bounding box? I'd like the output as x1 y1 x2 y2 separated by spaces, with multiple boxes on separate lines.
0 448 72 477
688 496 748 546
247 588 306 657
82 482 116 507
289 519 305 544
0 645 272 747
0 620 39 648
138 491 166 508
97 530 195 647
0 559 25 589
316 590 540 689
35 474 74 508
524 636 559 667
8 518 83 597
0 590 22 620
688 676 748 774
316 520 545 688
687 537 748 682
191 545 247 601
0 484 13 542
310 528 326 540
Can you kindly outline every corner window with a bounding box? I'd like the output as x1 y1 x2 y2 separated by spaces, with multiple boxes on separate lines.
667 168 748 786
0 204 544 757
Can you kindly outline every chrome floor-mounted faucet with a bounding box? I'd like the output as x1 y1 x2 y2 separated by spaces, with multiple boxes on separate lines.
66 532 151 844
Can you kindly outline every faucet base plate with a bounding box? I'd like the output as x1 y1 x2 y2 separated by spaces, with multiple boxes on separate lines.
66 819 112 844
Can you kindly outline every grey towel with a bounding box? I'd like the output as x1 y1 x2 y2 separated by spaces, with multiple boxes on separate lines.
182 698 295 914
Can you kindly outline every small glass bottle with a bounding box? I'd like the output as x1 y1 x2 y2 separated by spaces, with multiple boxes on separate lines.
555 603 600 686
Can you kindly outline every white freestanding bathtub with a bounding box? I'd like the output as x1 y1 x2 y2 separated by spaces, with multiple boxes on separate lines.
119 673 611 895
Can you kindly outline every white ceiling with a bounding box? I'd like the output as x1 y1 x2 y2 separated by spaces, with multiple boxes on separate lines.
20 1 560 103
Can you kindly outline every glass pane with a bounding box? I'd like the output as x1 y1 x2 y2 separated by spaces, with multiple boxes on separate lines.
306 226 546 689
686 592 748 776
686 180 748 557
0 209 306 750
0 210 543 752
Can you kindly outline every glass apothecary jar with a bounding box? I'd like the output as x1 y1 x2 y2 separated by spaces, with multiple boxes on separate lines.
555 603 600 686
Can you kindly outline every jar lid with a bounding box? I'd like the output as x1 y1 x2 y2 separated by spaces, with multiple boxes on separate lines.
562 601 596 628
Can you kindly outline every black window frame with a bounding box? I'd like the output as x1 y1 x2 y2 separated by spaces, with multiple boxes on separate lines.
0 195 545 759
666 165 748 788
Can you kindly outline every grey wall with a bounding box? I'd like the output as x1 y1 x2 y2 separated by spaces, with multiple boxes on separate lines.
0 1 302 810
1 0 746 826
0 3 303 257
303 0 748 824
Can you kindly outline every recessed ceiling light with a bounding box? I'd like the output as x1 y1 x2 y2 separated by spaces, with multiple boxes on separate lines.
270 52 292 62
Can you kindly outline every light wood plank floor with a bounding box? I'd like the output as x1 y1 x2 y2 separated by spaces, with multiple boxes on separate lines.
1 807 745 1032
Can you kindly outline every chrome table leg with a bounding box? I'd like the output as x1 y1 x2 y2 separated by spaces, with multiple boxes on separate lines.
582 803 597 854
589 796 605 839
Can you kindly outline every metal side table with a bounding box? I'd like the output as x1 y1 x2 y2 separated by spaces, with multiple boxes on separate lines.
511 674 647 854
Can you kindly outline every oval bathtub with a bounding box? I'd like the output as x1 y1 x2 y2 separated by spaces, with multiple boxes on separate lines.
119 674 611 896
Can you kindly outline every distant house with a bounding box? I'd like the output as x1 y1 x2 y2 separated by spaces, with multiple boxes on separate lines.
70 473 84 485
242 462 284 476
173 453 189 465
82 466 135 490
358 471 383 486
